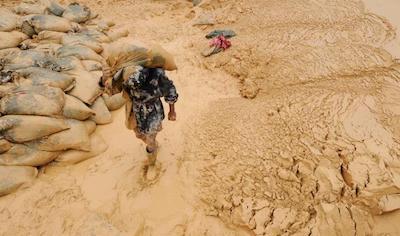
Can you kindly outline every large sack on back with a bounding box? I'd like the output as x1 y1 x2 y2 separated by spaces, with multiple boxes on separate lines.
28 119 91 152
81 60 102 71
90 97 112 124
102 93 126 111
16 67 75 91
63 94 95 120
0 115 69 143
65 69 102 105
0 31 29 50
62 3 91 23
0 166 37 197
61 33 103 53
0 139 12 154
55 133 107 165
35 31 66 44
0 144 59 166
0 85 65 116
14 3 46 15
0 9 19 32
56 45 103 62
29 15 73 33
101 38 177 80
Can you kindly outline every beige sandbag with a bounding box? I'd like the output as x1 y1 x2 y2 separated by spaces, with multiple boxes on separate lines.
61 33 103 53
55 133 108 165
0 139 12 154
106 28 129 41
83 120 96 134
102 93 126 111
101 37 177 81
14 3 46 15
81 60 102 71
0 85 65 116
65 69 102 105
63 94 95 120
0 9 20 32
90 97 112 125
45 0 65 16
28 119 91 152
2 49 55 71
62 3 91 23
56 45 104 62
0 166 37 197
0 144 59 166
55 55 86 71
35 30 66 44
16 67 75 91
0 83 16 98
30 15 73 33
0 31 29 50
34 43 63 55
0 115 69 143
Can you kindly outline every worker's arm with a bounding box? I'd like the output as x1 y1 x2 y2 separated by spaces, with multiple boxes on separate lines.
159 70 178 121
168 103 176 121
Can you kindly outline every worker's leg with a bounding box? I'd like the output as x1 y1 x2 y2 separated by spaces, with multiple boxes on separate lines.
145 133 158 166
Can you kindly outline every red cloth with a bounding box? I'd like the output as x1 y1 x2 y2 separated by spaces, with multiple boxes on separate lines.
209 35 231 50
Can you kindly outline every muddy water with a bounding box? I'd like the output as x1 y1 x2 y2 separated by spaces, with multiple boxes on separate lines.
186 0 400 235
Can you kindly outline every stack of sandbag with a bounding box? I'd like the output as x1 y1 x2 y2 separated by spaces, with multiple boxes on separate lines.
0 0 130 197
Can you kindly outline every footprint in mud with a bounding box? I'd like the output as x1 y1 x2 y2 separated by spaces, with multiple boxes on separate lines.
139 162 164 188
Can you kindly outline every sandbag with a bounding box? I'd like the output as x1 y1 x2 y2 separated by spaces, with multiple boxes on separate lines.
28 119 91 152
0 144 59 166
83 120 96 134
16 67 75 91
65 69 102 105
102 38 177 80
56 45 104 62
14 3 46 15
0 83 16 98
0 115 69 143
36 30 66 44
90 97 112 125
0 9 19 32
102 93 126 111
61 33 103 53
84 29 111 43
62 3 91 23
81 60 102 71
55 133 108 165
0 31 29 50
0 166 37 197
30 15 72 33
106 28 129 42
55 56 85 71
0 139 12 154
0 85 65 116
46 0 65 16
34 43 63 55
63 94 95 120
2 49 55 71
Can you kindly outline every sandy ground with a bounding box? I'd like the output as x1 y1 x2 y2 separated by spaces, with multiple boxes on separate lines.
1 0 400 235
